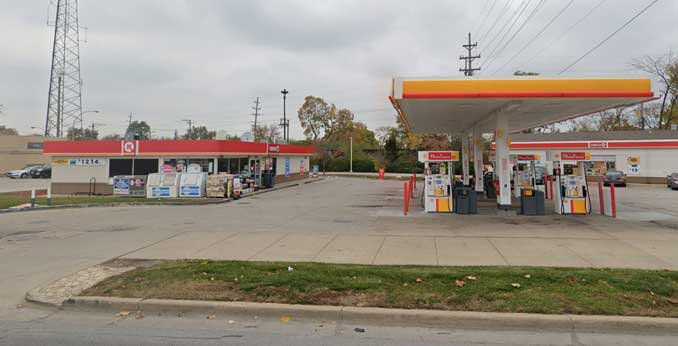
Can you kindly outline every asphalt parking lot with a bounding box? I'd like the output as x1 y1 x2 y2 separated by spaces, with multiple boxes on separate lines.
0 176 50 194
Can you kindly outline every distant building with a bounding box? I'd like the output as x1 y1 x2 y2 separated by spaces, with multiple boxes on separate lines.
0 135 62 174
508 130 678 184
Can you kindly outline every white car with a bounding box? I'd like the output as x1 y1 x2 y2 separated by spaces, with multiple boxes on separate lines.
6 165 41 179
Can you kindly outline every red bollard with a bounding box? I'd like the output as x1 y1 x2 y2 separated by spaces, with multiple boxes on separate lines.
403 182 409 216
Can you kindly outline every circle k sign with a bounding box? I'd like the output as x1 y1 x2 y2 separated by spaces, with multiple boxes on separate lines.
121 140 139 155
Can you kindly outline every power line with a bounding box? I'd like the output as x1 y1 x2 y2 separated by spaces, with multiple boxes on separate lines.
483 0 537 71
558 0 660 75
494 0 575 74
478 0 514 43
474 0 498 36
484 0 527 55
519 0 607 70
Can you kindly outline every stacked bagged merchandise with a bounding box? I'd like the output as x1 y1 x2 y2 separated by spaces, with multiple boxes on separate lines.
206 173 228 198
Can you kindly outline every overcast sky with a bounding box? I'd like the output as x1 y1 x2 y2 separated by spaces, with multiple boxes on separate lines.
0 0 675 138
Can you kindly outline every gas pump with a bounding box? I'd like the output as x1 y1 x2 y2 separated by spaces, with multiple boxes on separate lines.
418 151 459 213
511 155 538 198
547 151 592 215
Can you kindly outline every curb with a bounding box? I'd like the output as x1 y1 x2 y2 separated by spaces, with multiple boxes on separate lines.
62 296 678 334
1 178 323 215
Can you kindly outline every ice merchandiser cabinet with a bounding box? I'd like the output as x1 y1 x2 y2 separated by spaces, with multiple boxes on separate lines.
418 151 459 213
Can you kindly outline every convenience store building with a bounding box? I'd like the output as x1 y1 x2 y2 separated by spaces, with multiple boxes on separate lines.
43 139 313 195
507 130 678 184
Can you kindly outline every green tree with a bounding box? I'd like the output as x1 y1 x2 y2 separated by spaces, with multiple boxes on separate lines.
253 124 281 143
125 121 151 140
101 133 122 140
183 125 216 140
297 96 336 141
67 127 98 140
0 125 19 136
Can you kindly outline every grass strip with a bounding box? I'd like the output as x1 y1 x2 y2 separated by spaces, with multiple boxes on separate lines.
83 260 678 317
0 195 217 210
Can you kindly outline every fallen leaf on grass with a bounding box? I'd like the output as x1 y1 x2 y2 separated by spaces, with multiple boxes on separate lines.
455 280 466 287
511 283 521 288
524 274 531 279
210 277 215 281
415 278 424 283
465 276 477 281
280 316 291 323
206 315 216 320
201 260 209 265
115 311 131 317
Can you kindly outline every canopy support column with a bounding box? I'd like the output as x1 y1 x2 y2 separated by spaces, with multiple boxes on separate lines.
472 126 484 193
462 132 470 186
495 113 512 210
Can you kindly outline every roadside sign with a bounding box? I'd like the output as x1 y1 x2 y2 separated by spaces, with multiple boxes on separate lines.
417 151 460 162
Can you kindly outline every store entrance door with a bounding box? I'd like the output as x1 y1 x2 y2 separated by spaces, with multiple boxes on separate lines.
249 158 261 187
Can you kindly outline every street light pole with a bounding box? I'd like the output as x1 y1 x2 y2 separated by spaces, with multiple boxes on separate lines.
280 89 289 142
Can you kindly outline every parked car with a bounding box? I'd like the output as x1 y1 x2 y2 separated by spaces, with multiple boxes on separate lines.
30 165 51 179
5 165 42 179
667 173 678 190
603 170 627 187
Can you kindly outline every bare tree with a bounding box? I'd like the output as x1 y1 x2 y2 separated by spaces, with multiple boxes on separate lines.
632 52 678 129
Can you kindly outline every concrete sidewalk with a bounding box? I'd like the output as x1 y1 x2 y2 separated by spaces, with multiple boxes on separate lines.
121 229 677 269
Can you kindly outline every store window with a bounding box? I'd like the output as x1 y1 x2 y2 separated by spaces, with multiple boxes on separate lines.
109 159 158 177
188 158 212 173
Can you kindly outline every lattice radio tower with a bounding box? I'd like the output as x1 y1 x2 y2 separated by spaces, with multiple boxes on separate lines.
45 0 83 137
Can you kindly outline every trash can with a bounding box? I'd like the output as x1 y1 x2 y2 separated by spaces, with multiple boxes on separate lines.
262 172 274 188
484 178 496 199
520 188 545 215
454 187 478 214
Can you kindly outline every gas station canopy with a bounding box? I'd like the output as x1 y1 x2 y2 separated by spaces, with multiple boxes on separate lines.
389 77 655 134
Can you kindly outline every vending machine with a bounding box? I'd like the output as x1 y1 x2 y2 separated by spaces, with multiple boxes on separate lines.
418 151 459 213
547 151 591 215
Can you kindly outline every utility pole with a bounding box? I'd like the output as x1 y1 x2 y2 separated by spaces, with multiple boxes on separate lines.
45 0 84 137
459 32 481 76
280 89 289 142
252 97 261 140
182 119 193 140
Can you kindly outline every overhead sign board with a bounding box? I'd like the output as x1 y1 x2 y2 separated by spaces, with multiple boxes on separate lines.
515 154 540 161
588 141 608 149
548 151 592 161
418 151 460 162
